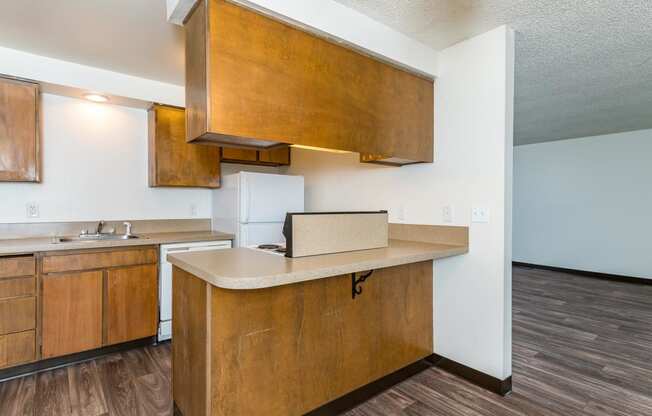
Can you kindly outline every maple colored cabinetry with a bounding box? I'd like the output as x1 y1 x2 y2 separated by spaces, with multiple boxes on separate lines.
221 146 291 167
39 247 158 359
41 271 103 358
0 255 37 369
148 104 221 188
0 77 40 182
106 264 158 345
185 0 434 165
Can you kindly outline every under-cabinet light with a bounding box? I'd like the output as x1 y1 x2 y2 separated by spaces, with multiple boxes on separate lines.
290 144 352 154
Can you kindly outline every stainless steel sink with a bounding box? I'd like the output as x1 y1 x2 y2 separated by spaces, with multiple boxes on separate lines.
52 220 143 244
52 235 141 244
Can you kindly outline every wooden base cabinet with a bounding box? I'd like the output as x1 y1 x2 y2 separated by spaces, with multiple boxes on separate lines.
173 261 433 416
41 271 103 359
106 264 158 345
39 247 159 360
0 255 37 369
0 331 35 369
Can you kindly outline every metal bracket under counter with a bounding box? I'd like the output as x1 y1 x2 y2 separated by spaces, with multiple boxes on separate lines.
351 270 374 299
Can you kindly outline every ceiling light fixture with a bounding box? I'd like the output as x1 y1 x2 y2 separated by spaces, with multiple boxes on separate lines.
83 93 109 103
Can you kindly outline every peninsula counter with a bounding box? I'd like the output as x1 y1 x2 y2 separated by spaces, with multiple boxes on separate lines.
168 225 468 416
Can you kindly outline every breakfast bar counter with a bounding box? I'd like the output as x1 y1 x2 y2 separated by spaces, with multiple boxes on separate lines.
166 239 467 290
169 225 468 416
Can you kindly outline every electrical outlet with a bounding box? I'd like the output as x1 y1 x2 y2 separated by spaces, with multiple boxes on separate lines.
26 202 39 218
472 207 490 223
442 205 454 223
190 203 198 217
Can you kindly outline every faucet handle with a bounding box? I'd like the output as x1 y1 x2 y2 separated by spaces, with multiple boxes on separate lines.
123 222 133 236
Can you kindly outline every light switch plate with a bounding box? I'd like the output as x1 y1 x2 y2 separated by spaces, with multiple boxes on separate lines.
190 203 198 217
472 207 490 223
396 205 406 223
26 202 40 218
442 205 454 223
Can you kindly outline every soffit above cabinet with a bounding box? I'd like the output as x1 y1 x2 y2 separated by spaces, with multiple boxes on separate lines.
184 0 434 165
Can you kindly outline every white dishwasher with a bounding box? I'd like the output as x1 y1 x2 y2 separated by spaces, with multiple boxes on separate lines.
158 240 232 341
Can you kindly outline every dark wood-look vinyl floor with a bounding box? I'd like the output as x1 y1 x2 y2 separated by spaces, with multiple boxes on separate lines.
1 266 651 415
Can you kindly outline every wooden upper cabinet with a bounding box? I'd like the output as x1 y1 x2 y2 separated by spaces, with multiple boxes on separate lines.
0 77 40 182
258 147 291 166
221 146 291 166
148 104 221 188
185 0 434 165
221 147 257 163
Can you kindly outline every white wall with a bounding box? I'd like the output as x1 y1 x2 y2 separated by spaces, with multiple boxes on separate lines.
0 93 212 223
0 46 184 107
514 129 652 279
288 26 514 380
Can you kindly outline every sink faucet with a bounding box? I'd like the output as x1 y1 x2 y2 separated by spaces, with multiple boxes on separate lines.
123 222 133 237
96 220 105 235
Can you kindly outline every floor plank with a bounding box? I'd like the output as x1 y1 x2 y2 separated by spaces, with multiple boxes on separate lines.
0 266 650 415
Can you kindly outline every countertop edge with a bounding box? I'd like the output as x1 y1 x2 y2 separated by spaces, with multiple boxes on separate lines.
168 243 468 290
0 231 235 256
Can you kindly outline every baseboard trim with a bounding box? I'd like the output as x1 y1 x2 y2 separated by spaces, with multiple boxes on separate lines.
0 337 157 382
305 358 433 415
426 354 512 396
513 262 652 285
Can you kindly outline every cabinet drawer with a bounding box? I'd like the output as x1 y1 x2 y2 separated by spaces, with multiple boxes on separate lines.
0 256 35 279
0 330 36 369
0 297 36 335
42 247 158 273
0 276 35 300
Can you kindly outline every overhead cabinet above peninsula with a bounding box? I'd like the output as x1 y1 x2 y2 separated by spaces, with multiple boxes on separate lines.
185 0 434 165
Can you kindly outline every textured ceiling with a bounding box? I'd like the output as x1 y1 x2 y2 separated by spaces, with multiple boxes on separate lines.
334 0 652 145
0 0 185 85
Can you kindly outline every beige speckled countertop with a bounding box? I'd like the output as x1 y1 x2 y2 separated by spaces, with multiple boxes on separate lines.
167 239 468 290
0 231 234 256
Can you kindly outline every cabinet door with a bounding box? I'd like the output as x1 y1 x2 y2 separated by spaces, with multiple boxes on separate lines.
106 264 158 345
42 271 103 358
221 147 258 162
258 147 290 165
148 104 220 188
0 77 40 182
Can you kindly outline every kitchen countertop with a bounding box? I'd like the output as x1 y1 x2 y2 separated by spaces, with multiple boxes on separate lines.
0 231 234 256
167 239 468 290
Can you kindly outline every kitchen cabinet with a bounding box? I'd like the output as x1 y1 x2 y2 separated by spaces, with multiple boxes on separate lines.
41 271 103 358
0 255 37 369
39 247 158 359
221 146 291 167
185 0 433 165
106 264 158 345
148 104 221 188
221 147 257 163
0 77 40 182
0 331 35 369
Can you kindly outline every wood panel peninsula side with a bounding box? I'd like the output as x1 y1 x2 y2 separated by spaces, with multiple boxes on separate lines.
167 224 469 416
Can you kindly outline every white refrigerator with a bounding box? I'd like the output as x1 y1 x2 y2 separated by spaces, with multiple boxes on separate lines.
212 172 304 247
